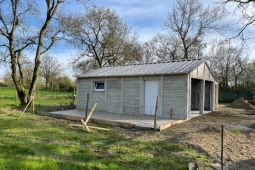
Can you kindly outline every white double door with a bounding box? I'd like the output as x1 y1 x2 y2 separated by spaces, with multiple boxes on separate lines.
144 81 158 115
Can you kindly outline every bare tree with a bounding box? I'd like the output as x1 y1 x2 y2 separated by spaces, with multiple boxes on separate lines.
151 34 182 61
207 40 248 93
164 0 226 59
226 0 255 38
2 71 14 87
0 0 67 104
2 57 34 87
139 41 156 62
63 5 141 73
244 60 255 91
39 55 62 89
21 59 34 88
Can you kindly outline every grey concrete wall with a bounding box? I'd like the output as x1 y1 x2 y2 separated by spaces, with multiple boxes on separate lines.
191 63 214 81
106 77 122 113
91 78 106 111
162 74 187 119
76 78 91 110
123 77 140 114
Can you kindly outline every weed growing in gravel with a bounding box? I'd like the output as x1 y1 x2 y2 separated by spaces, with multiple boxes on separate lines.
231 129 243 134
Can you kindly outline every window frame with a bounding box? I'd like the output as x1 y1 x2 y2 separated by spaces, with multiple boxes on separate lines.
94 81 105 91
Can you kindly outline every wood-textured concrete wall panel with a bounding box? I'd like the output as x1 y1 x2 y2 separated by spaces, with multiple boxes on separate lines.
93 91 105 111
191 63 214 81
162 75 187 119
186 74 191 119
77 78 91 110
106 77 122 113
123 77 140 114
198 63 205 77
91 78 106 111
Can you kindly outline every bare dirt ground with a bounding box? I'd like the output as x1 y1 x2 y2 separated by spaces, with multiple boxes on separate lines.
0 108 21 115
118 104 255 170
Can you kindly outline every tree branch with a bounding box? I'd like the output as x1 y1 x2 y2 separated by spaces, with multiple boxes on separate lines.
40 30 62 54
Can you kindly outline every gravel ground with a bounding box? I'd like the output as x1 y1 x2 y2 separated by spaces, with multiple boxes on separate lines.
118 107 255 170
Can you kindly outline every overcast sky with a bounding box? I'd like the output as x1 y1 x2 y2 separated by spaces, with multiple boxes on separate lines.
0 0 254 79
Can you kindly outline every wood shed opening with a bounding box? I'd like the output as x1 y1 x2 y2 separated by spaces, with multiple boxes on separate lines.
205 81 213 111
191 78 200 110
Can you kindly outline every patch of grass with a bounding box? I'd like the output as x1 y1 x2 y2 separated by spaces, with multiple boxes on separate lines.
231 129 243 134
0 113 211 170
0 87 73 109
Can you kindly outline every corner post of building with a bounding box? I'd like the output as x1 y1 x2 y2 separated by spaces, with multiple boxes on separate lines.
187 74 191 119
200 63 206 114
139 76 143 115
215 82 219 110
90 78 93 107
160 75 163 117
76 79 79 108
121 77 124 113
212 81 216 111
200 79 205 114
105 77 107 111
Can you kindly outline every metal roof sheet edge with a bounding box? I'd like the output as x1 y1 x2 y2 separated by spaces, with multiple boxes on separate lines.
76 58 206 78
77 72 188 78
104 58 202 67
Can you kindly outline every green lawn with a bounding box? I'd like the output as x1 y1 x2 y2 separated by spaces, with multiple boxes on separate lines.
0 113 210 170
0 87 210 169
0 87 74 109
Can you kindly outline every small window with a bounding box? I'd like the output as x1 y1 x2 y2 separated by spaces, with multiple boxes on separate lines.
94 82 104 91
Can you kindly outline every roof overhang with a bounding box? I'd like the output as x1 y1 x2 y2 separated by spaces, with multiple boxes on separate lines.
77 72 188 79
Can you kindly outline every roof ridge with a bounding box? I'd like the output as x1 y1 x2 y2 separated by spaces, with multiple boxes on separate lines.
105 58 203 67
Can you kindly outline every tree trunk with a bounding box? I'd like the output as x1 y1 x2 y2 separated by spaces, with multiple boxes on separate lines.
17 88 27 105
12 73 27 105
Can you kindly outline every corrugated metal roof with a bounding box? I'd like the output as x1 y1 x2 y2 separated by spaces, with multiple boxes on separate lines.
77 59 206 78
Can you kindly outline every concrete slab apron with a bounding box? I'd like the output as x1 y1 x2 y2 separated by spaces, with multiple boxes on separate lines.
50 109 182 130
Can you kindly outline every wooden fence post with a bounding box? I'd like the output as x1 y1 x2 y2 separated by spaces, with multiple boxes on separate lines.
57 83 59 99
30 95 35 114
22 95 34 115
72 87 76 106
81 103 97 133
86 93 89 119
221 125 224 170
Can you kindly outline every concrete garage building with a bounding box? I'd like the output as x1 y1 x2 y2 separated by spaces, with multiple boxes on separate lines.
76 59 218 120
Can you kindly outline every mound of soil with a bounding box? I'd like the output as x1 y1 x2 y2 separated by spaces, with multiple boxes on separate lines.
247 100 255 106
119 107 255 170
227 98 255 110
